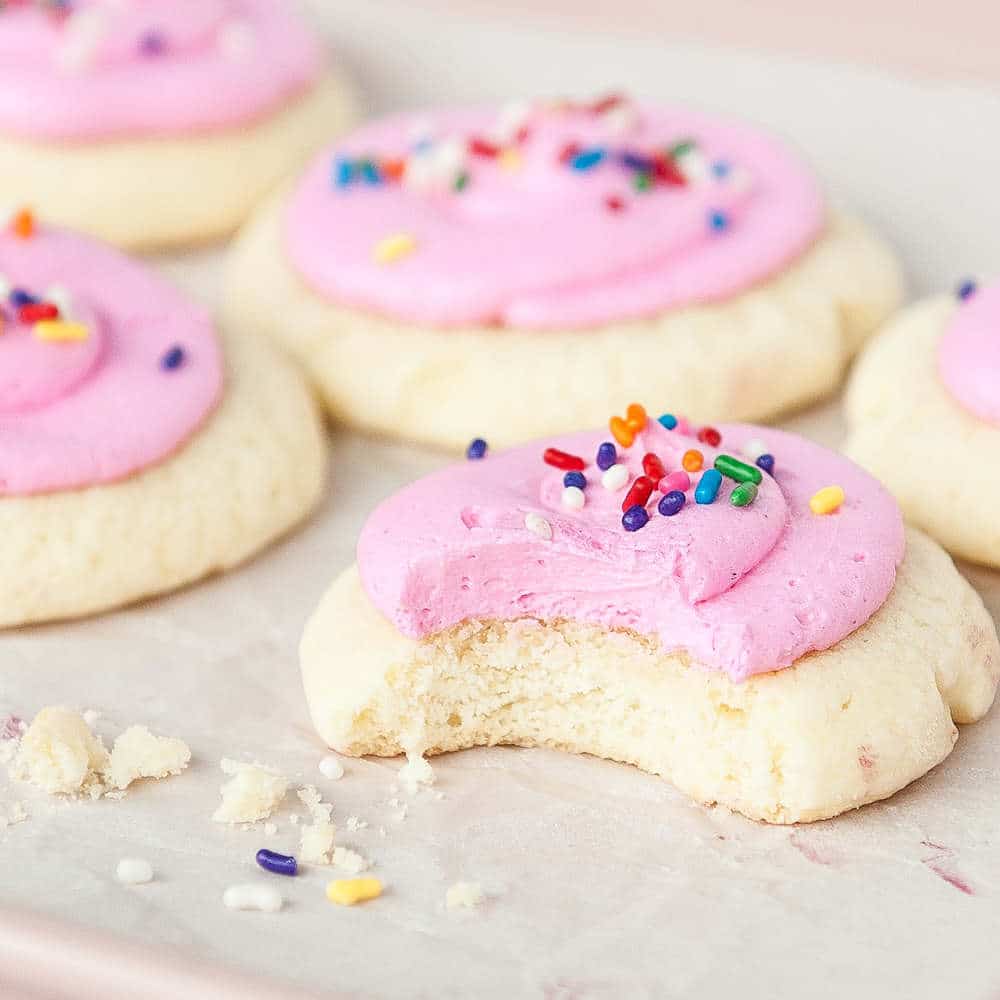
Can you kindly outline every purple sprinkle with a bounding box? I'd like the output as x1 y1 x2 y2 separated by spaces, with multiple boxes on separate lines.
9 288 36 307
160 345 185 371
957 279 977 301
563 471 586 489
621 151 654 173
256 849 298 877
140 31 167 56
596 442 617 471
622 505 649 532
466 438 488 460
756 453 775 475
658 491 686 517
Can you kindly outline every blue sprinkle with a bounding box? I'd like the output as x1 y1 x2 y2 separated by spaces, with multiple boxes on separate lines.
658 491 686 517
622 505 649 532
160 345 185 371
708 210 729 232
563 471 586 489
711 160 731 179
412 137 433 153
657 413 678 430
466 438 488 460
957 279 978 301
9 288 36 307
756 453 775 475
255 849 298 877
333 157 355 188
360 160 381 185
570 148 606 171
596 442 617 471
621 151 654 172
695 468 723 504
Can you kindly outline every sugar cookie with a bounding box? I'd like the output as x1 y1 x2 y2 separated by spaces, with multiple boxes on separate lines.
0 216 325 627
301 414 997 823
845 280 1000 568
225 97 902 450
0 0 354 249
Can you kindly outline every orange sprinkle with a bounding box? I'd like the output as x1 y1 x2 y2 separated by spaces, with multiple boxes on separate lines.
12 208 35 240
382 158 405 182
625 402 647 431
609 416 635 448
682 449 704 473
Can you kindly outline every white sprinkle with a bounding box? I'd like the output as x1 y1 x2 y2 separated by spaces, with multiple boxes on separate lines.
561 486 585 510
218 20 256 60
676 148 708 183
491 100 532 143
43 285 74 320
115 858 154 885
319 755 345 781
223 884 283 913
524 513 552 540
602 103 639 134
602 464 629 491
0 274 10 298
446 881 485 910
742 438 769 461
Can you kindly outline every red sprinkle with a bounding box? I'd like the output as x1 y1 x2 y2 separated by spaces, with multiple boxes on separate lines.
469 137 500 158
590 93 625 114
697 427 722 447
642 453 666 481
605 195 626 213
622 475 654 513
18 302 59 323
559 142 582 164
543 448 586 471
654 154 687 186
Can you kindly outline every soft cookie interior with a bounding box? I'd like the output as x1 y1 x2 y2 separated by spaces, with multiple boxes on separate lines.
302 529 998 824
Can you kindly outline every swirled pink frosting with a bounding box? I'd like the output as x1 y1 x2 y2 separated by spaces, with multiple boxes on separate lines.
938 281 1000 425
357 420 904 681
285 100 825 328
0 0 323 140
0 223 222 496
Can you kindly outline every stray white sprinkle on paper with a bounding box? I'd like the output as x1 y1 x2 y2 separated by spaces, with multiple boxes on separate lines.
319 756 345 781
446 882 484 910
116 858 154 885
524 512 552 540
223 884 283 913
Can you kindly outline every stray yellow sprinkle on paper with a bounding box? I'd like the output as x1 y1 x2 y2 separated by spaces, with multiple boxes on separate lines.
326 877 382 906
373 233 416 265
33 320 89 342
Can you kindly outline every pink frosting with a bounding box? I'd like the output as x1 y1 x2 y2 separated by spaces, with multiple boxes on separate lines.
357 420 905 681
0 223 223 496
937 281 1000 425
285 100 825 328
0 0 323 140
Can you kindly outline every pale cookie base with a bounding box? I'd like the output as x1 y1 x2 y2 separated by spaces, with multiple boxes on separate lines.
301 529 998 824
223 199 902 450
0 73 354 251
0 326 326 628
844 297 1000 569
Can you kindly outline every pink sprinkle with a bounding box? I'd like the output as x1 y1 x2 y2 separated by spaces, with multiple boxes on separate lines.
660 471 691 493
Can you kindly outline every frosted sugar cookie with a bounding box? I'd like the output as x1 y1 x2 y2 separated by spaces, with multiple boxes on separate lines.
301 410 997 824
0 0 354 249
225 96 902 449
845 279 1000 568
0 213 325 627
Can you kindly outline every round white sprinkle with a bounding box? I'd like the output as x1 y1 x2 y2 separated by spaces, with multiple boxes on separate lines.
603 103 639 134
0 274 10 299
676 149 708 183
561 486 585 510
742 438 769 461
319 755 345 781
223 884 283 913
602 464 629 491
115 858 154 885
524 513 552 540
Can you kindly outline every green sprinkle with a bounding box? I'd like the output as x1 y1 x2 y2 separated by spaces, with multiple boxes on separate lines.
714 454 763 485
453 171 470 192
731 482 758 508
670 139 696 159
633 172 652 192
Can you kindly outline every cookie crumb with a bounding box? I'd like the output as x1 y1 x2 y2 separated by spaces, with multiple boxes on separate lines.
213 760 288 824
332 846 370 875
399 752 435 795
297 785 336 864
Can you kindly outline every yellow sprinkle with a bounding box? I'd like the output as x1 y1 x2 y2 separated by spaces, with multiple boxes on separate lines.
498 148 523 172
33 320 89 342
373 233 416 265
326 877 383 907
809 485 846 515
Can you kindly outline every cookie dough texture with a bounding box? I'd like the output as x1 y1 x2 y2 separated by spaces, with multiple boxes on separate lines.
845 296 1000 568
224 199 902 449
301 529 999 824
0 326 326 629
0 74 354 251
